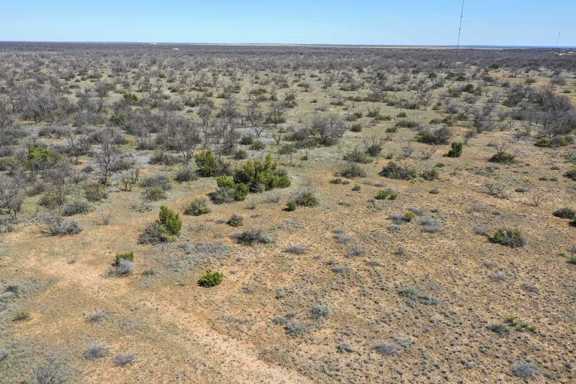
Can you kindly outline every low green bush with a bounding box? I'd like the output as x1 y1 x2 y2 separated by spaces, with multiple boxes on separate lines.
415 126 452 145
209 154 290 204
290 191 319 208
236 229 273 245
489 229 526 248
143 187 167 201
445 142 463 158
198 271 224 287
489 151 515 164
184 198 210 216
380 162 417 180
553 208 576 220
139 206 182 244
375 189 398 200
195 150 230 177
343 148 371 164
337 163 366 178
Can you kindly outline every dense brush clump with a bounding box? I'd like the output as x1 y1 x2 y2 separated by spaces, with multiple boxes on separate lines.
198 271 224 287
379 162 417 180
209 154 290 204
415 126 452 145
489 229 526 248
195 150 230 177
139 206 182 244
184 198 210 216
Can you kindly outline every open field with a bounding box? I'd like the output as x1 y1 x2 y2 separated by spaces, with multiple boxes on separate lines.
0 43 576 383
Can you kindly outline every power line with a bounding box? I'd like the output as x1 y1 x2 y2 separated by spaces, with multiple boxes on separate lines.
457 0 465 49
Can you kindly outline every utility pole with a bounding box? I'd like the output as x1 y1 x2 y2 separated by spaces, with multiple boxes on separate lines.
457 0 465 49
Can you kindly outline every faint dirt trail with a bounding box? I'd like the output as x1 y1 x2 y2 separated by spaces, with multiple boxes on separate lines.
7 230 312 384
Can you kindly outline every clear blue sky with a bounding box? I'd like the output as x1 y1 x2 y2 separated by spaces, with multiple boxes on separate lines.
1 0 575 46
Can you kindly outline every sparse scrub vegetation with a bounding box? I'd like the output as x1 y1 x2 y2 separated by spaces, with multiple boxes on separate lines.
0 42 574 384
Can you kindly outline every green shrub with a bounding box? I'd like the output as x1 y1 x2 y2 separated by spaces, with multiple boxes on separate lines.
113 252 134 266
143 187 167 201
445 142 463 158
250 141 265 151
175 167 198 183
489 151 515 164
198 271 224 287
39 189 67 209
350 123 362 132
195 150 230 177
234 149 248 160
343 148 371 164
535 135 573 148
489 229 526 248
159 206 181 236
209 183 249 204
62 200 91 216
285 201 297 211
240 136 254 145
185 198 210 216
25 145 60 173
365 143 382 157
420 168 440 181
227 214 243 227
84 183 108 202
233 154 290 191
278 144 297 155
210 155 289 204
375 189 398 201
236 229 273 245
337 163 366 178
290 191 319 207
565 169 576 181
140 175 172 191
139 206 181 244
380 162 417 180
395 120 418 129
43 217 82 236
553 208 576 220
415 126 452 145
216 175 236 189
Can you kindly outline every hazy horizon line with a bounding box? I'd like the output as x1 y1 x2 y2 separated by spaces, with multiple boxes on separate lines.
1 40 575 50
